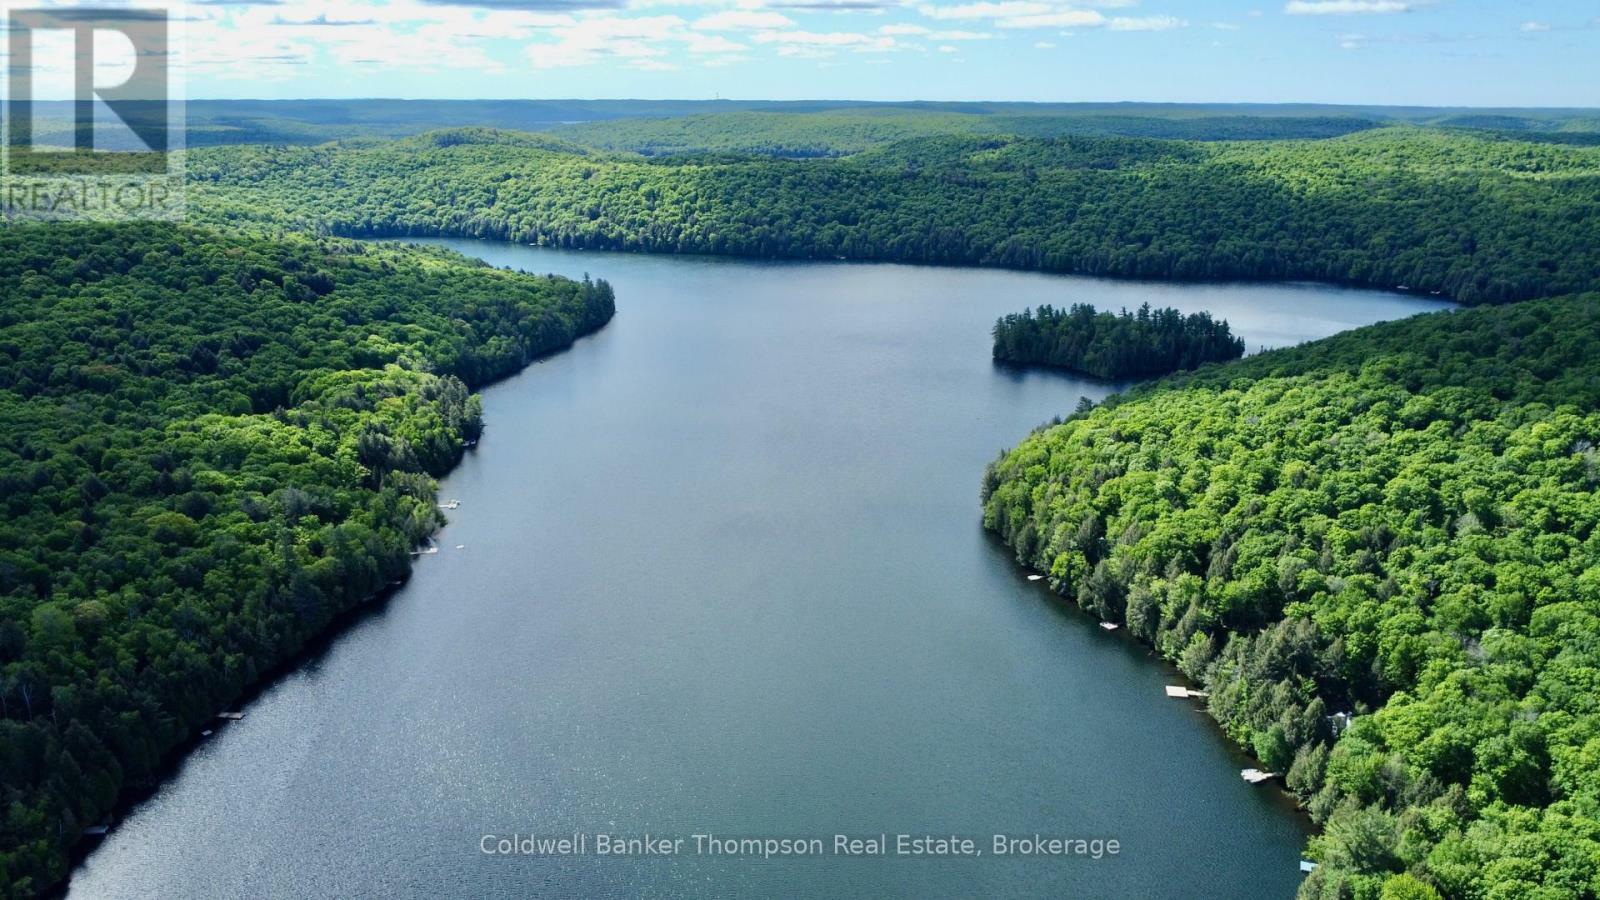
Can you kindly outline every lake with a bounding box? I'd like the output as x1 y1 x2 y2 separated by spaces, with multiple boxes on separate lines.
68 244 1450 899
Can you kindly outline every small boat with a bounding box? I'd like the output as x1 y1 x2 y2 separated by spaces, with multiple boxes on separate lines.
1026 574 1044 582
200 729 213 737
1099 622 1119 631
217 711 244 720
82 826 110 837
1241 768 1276 784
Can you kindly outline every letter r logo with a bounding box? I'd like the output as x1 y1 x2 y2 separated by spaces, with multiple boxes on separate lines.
5 5 171 171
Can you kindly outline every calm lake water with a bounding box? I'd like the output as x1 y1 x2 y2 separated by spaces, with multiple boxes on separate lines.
69 245 1450 899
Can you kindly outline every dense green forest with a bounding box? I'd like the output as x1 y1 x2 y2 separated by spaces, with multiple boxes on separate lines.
983 296 1600 899
187 126 1600 305
0 224 613 895
24 100 1593 153
550 109 1384 156
993 303 1244 379
8 103 1600 898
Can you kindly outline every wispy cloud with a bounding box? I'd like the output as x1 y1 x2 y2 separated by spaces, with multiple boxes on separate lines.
693 10 796 31
1285 1 1409 15
1109 15 1185 31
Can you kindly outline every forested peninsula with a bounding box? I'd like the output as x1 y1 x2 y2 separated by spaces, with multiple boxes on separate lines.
983 296 1600 899
992 303 1244 379
188 126 1600 305
0 224 614 894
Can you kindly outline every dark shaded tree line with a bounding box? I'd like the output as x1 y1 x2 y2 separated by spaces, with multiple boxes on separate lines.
185 126 1600 306
992 303 1245 379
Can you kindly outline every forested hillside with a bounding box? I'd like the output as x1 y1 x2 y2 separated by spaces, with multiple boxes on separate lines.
189 127 1600 304
10 103 1600 899
28 100 1539 152
550 109 1382 156
992 303 1244 379
983 296 1600 899
0 224 613 895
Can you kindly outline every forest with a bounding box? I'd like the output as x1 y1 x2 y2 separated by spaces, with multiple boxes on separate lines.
5 103 1600 899
549 109 1387 156
992 303 1244 379
23 100 1593 154
187 126 1600 305
983 295 1600 899
0 224 613 894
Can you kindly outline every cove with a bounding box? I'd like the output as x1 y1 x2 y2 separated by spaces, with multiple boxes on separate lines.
67 243 1451 899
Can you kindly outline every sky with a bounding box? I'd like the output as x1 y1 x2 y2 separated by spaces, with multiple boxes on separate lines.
13 0 1600 106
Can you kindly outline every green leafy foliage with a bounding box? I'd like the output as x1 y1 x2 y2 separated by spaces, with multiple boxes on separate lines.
992 303 1244 379
0 223 613 895
982 295 1600 898
187 127 1600 305
552 109 1385 156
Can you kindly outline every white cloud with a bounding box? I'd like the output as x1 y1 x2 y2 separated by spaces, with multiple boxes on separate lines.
1285 1 1409 14
687 34 748 53
693 10 796 32
1034 40 1056 47
919 2 1053 21
1521 21 1550 32
929 29 994 39
1109 15 1186 30
996 10 1107 29
526 15 683 70
753 29 897 50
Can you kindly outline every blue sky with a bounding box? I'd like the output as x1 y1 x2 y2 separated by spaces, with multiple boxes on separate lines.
27 0 1600 105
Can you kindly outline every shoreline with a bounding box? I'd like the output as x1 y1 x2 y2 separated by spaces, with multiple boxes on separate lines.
348 228 1461 308
56 237 1419 896
999 536 1320 834
48 293 616 899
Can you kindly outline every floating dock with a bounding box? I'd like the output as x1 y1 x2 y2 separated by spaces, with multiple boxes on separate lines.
1165 685 1208 699
1300 860 1319 873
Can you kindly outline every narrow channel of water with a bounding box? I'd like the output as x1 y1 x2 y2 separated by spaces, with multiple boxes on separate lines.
69 245 1450 898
